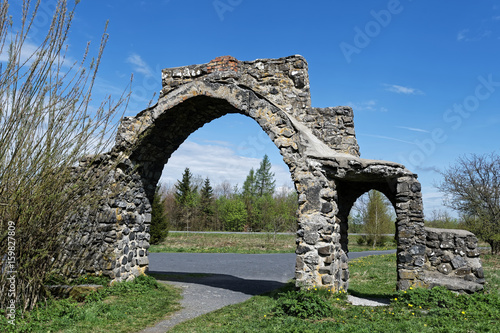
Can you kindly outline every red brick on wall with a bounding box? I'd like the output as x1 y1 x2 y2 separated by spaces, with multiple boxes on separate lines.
207 55 239 73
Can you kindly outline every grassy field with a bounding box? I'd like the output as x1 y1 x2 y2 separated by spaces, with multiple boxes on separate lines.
0 275 181 333
3 233 496 332
169 252 500 333
149 232 396 254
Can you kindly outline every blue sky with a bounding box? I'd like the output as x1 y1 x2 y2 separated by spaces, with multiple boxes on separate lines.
10 0 500 217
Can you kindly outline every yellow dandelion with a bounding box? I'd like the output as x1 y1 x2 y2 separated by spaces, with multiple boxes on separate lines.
461 311 465 315
408 304 413 307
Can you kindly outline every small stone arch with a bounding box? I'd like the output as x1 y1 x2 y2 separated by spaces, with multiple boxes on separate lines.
59 55 484 293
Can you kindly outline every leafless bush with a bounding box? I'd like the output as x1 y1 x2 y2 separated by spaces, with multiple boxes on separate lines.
0 0 129 312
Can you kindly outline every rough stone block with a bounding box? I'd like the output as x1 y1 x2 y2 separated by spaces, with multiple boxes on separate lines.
295 244 314 254
450 255 467 269
409 244 426 255
438 263 452 275
474 267 484 278
304 252 320 266
137 257 149 266
399 269 417 280
414 256 425 267
318 245 333 256
322 275 333 285
426 240 440 248
454 267 471 276
467 249 480 257
440 240 455 249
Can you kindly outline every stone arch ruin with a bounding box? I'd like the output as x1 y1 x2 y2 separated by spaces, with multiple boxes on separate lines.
59 55 484 293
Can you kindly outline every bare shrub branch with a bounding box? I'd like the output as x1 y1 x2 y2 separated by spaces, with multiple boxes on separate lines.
0 0 130 312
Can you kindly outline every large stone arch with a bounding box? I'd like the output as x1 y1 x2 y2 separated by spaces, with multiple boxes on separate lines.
59 55 484 293
114 80 304 204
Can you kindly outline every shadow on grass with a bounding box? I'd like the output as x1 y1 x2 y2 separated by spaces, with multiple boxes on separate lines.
347 289 394 300
148 270 287 297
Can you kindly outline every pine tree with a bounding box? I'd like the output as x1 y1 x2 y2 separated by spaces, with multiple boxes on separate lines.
242 168 257 198
150 186 169 244
174 168 198 231
175 168 197 207
255 154 276 197
200 177 215 229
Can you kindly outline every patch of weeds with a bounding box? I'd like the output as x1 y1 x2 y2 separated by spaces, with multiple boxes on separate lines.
73 274 111 286
391 286 500 323
273 286 347 320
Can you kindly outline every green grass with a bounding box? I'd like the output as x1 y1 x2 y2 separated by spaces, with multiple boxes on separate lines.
348 253 397 298
0 275 181 333
168 253 500 333
149 232 396 254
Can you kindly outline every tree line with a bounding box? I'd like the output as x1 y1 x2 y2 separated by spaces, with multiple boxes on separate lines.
152 155 298 240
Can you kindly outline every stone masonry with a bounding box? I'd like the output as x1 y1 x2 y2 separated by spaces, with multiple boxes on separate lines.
57 55 484 293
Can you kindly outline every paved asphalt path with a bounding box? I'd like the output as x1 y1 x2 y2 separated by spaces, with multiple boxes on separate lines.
141 250 396 332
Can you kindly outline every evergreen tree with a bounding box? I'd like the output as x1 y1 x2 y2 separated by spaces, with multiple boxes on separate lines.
255 154 276 196
175 168 197 207
174 168 198 231
150 186 169 245
242 168 257 230
242 168 257 198
364 190 394 248
200 177 215 229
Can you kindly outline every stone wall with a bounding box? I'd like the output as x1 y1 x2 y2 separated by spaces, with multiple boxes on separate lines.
419 227 484 293
57 55 484 294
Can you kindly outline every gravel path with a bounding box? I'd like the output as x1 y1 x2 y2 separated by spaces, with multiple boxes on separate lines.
140 250 395 332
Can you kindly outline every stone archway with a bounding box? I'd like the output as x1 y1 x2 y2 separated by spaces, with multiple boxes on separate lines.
59 55 484 293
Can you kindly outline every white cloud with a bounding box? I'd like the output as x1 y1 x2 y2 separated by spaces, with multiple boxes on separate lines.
396 126 430 133
345 100 389 113
126 53 153 77
202 139 235 147
0 34 76 68
457 29 469 41
358 133 415 145
159 140 293 190
457 28 492 42
346 100 375 111
384 84 424 95
421 190 458 219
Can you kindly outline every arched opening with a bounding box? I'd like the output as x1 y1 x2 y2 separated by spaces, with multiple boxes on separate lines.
154 112 297 237
129 94 301 297
334 179 400 295
127 88 302 203
336 179 398 254
347 190 396 250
